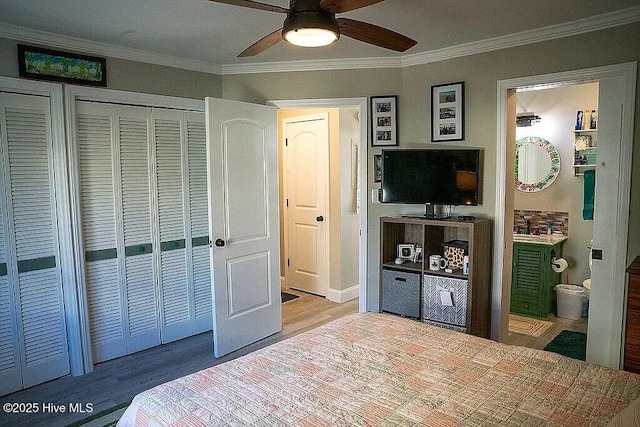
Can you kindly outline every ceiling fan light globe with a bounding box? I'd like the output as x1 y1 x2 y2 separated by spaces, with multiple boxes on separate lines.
284 27 339 47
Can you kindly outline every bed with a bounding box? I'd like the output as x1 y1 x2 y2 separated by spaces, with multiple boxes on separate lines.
118 312 640 426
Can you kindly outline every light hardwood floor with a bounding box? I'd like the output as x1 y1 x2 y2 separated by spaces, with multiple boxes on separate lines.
0 290 358 427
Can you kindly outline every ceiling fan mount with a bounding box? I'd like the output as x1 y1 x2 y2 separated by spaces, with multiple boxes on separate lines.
209 0 417 57
282 1 340 47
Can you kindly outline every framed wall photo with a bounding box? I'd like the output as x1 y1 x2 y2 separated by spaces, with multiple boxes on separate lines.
431 82 464 142
371 96 398 147
17 44 107 87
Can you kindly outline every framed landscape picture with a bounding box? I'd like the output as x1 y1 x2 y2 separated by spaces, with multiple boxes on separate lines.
18 44 107 87
431 82 464 142
371 96 398 147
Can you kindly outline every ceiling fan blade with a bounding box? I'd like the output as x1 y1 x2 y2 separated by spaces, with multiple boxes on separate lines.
208 0 288 13
320 0 384 14
337 18 417 52
238 28 283 57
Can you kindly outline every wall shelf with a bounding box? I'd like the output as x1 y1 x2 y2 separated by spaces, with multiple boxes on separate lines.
573 128 597 176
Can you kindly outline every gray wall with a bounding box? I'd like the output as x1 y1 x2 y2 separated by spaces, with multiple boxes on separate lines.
221 22 640 311
0 37 222 99
2 22 638 314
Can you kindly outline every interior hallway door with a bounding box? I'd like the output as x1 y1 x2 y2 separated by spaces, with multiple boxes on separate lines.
206 97 281 358
283 113 329 296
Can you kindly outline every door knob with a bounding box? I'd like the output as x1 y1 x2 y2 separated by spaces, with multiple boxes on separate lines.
215 239 226 247
316 216 324 222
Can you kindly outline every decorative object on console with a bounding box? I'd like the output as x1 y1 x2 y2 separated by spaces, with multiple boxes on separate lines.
371 96 398 147
413 244 422 263
428 254 445 271
17 44 106 87
431 81 464 142
443 240 468 270
397 243 415 260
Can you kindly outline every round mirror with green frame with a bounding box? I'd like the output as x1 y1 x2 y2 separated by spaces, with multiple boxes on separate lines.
515 136 560 192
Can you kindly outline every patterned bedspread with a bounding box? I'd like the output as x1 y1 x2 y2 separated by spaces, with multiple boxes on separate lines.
117 313 640 426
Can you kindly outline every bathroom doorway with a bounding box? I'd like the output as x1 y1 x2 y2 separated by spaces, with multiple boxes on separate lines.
493 63 636 369
505 83 596 354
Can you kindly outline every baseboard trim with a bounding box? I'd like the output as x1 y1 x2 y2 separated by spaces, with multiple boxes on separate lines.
327 284 359 303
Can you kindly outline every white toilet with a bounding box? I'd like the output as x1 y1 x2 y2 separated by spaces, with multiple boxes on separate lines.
583 246 592 300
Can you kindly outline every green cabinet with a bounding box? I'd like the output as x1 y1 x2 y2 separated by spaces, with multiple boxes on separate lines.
510 241 563 319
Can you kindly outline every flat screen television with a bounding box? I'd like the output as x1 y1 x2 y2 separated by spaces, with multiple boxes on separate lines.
381 148 481 206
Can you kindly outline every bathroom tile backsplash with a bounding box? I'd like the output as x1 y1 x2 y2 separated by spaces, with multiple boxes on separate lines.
514 210 569 235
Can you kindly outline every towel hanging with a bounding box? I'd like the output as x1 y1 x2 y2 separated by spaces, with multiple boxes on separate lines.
583 169 595 220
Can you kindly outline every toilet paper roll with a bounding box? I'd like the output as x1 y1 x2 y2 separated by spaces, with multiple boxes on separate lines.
552 258 569 273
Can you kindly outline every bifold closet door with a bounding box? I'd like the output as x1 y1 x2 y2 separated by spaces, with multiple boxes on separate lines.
76 102 210 364
153 110 211 342
0 92 69 395
184 112 212 334
77 102 160 362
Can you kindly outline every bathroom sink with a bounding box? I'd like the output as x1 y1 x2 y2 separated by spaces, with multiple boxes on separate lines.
512 234 568 245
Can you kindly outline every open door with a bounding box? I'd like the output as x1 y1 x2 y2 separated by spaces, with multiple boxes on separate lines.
284 113 329 296
205 97 281 358
587 75 626 367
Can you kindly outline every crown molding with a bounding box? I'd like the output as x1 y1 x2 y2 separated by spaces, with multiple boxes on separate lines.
0 23 222 75
224 5 640 74
400 5 640 68
1 5 638 77
221 55 401 75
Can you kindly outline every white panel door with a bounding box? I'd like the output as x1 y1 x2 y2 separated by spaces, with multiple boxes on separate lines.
206 98 281 358
587 76 626 367
0 92 69 394
284 114 329 296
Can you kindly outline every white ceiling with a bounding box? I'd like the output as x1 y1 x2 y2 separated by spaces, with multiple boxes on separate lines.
1 0 639 74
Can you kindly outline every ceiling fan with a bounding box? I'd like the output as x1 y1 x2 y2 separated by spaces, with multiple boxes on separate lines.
209 0 417 57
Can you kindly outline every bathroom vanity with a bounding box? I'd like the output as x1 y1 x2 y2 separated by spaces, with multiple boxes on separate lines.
510 234 567 319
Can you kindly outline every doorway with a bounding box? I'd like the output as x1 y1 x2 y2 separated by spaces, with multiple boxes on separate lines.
493 63 637 369
282 113 330 296
270 98 368 312
506 82 596 352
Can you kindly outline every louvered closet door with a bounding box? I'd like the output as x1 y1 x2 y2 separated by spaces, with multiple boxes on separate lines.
77 102 209 363
185 112 211 333
116 105 160 354
77 102 124 362
0 92 69 395
77 102 160 363
152 109 190 343
152 109 210 342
